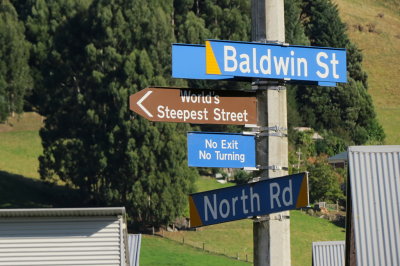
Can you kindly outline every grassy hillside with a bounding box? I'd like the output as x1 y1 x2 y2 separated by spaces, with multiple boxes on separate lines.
335 0 400 144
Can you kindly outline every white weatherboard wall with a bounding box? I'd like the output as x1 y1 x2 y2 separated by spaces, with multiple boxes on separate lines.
348 145 400 265
0 208 129 266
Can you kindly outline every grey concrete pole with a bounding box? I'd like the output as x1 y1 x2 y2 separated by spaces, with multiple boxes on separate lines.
251 0 290 265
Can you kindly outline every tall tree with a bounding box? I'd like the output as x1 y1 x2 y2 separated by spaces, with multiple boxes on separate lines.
297 0 384 144
285 0 309 46
0 0 31 122
284 0 309 129
10 0 92 115
38 0 197 228
302 0 348 48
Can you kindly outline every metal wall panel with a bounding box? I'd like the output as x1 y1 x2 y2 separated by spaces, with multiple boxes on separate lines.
0 217 123 265
312 241 345 266
348 145 400 266
128 234 142 266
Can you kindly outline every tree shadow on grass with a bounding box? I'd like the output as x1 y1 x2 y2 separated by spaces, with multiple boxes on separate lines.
0 170 84 208
330 216 346 229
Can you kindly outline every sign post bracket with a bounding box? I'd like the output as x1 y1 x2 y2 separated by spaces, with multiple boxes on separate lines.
253 214 290 222
243 125 288 138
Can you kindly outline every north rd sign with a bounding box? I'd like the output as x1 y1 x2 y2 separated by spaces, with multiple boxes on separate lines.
187 132 256 168
206 40 347 86
189 173 309 227
129 87 257 125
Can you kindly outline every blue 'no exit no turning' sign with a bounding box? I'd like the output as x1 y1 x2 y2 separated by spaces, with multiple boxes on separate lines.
187 132 256 168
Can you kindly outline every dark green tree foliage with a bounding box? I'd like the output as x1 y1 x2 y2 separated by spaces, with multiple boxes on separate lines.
302 0 347 48
0 0 31 122
297 0 384 144
233 169 252 184
174 0 250 42
285 0 309 46
346 42 368 89
315 130 347 156
284 0 309 128
199 0 251 41
10 0 92 115
36 0 197 228
307 157 344 203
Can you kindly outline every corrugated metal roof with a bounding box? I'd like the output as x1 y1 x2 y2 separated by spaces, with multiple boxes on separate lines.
0 217 124 265
312 241 345 266
0 207 125 218
348 145 400 266
327 151 348 163
128 234 141 266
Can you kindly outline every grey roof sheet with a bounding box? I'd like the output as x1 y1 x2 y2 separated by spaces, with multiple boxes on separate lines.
0 207 126 217
327 151 348 162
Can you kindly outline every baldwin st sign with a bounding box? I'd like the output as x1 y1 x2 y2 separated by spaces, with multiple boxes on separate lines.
206 40 347 86
187 132 256 168
129 87 257 125
189 173 309 227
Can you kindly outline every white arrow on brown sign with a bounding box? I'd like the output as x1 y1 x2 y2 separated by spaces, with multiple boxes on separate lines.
129 87 257 125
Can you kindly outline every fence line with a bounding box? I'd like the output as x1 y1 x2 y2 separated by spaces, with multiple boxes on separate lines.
155 231 253 263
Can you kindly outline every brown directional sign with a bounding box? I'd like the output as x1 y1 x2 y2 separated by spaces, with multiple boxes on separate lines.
129 87 257 125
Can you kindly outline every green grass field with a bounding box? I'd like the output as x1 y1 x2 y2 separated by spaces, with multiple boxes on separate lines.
143 213 345 265
167 210 345 266
0 131 42 179
0 112 43 179
335 0 400 144
194 176 234 192
290 210 345 265
141 235 250 266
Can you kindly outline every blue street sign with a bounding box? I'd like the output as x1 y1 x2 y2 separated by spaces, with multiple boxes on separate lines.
187 132 256 168
206 40 347 85
172 44 234 80
189 173 309 227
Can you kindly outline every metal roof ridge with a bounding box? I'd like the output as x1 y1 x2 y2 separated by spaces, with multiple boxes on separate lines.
0 207 126 217
312 240 345 246
348 145 400 153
